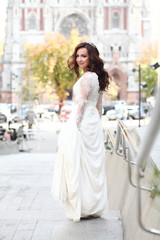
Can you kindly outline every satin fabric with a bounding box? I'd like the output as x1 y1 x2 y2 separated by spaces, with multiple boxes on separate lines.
51 72 108 221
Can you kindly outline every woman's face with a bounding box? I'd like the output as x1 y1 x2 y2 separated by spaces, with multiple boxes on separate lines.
76 47 89 72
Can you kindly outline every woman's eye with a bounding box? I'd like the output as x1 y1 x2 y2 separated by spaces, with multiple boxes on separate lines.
76 54 87 58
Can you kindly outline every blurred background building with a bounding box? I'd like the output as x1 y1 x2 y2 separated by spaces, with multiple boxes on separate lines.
1 0 151 103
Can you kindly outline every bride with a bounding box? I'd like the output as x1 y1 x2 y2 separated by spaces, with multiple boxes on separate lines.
51 42 111 222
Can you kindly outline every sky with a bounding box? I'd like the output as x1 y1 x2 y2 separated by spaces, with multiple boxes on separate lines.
0 0 160 42
0 0 8 42
149 0 160 41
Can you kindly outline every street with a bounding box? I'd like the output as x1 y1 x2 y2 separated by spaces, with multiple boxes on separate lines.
0 115 151 155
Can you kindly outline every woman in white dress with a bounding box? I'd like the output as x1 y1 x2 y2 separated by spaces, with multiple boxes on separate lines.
51 42 111 222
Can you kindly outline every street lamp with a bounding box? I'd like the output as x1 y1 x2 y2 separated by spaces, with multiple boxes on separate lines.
150 61 160 92
10 72 18 113
132 65 141 127
150 61 160 70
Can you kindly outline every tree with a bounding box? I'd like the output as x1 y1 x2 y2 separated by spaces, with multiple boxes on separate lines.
107 80 120 100
140 64 158 98
138 41 158 65
136 41 158 98
24 29 87 112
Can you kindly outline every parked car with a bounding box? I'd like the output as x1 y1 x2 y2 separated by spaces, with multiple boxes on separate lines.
0 113 7 123
58 109 72 121
62 100 74 111
141 102 150 114
8 104 17 113
0 103 11 120
48 104 59 114
113 100 127 107
106 109 124 120
10 109 28 123
129 108 146 119
126 104 138 119
103 105 115 115
0 126 6 140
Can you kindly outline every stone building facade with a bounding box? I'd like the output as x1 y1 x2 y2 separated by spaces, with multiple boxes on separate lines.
1 0 150 104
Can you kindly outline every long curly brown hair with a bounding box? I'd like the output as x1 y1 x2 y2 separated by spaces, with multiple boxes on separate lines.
67 42 111 91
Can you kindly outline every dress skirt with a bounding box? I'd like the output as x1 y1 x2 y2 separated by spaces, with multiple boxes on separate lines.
51 106 108 221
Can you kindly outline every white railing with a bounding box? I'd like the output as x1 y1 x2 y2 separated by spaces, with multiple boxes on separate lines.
105 89 160 236
135 88 160 235
114 120 154 192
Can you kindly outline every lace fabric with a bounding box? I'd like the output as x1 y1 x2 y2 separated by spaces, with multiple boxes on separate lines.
96 92 103 118
74 72 102 128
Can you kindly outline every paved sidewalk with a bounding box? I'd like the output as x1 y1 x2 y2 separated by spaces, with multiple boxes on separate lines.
0 152 123 240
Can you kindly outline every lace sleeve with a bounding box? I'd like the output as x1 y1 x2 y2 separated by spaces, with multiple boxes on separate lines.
76 75 92 128
96 92 103 118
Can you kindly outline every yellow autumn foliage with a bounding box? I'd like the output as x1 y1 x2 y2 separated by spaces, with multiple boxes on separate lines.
107 80 120 100
23 29 88 107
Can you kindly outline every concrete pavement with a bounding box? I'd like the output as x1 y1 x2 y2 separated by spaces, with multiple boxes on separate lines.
0 151 123 240
2 118 154 239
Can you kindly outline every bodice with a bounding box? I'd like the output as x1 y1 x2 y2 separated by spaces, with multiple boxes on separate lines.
73 72 100 108
71 71 102 128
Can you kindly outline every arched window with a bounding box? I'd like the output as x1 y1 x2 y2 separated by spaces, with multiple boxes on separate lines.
118 46 121 51
59 14 88 38
112 11 120 29
28 13 36 30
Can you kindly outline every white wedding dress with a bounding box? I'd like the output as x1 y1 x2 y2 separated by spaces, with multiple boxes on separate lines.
51 71 108 221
